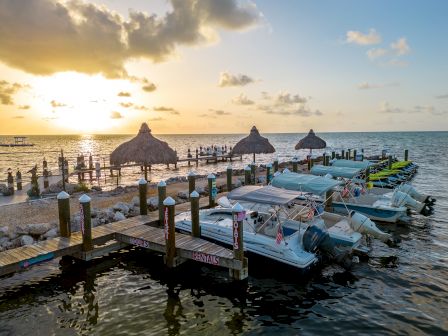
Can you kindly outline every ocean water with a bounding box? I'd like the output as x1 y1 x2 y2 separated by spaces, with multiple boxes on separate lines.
0 131 447 335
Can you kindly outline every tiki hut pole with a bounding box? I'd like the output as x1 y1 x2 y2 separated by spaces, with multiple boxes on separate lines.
110 123 177 179
231 126 275 163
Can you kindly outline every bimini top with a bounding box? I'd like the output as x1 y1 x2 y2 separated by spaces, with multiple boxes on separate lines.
331 159 375 169
311 165 361 179
271 172 342 195
227 185 304 206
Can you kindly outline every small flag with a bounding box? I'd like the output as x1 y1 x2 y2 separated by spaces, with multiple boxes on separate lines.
276 224 283 244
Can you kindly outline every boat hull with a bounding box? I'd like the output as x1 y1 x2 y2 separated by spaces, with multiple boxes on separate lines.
330 202 405 223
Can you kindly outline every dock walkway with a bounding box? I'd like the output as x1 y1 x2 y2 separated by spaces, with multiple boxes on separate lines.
0 214 242 277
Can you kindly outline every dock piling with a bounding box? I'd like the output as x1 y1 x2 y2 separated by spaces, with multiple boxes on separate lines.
266 163 272 185
250 162 256 184
292 157 298 172
16 169 22 190
331 151 335 160
188 171 196 197
57 191 71 237
79 194 93 252
43 168 49 189
404 149 409 161
230 202 248 280
353 150 357 161
226 164 232 192
244 165 251 185
388 155 393 170
190 191 200 237
158 181 167 224
208 174 217 207
273 156 279 173
7 169 14 194
139 178 148 215
163 197 176 267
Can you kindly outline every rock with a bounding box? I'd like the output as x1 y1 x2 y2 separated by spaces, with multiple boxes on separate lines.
15 225 29 235
113 212 126 222
113 202 129 215
91 218 101 227
0 226 8 238
131 196 140 207
26 223 52 236
177 190 189 200
20 235 34 246
257 176 267 184
91 186 102 192
0 237 10 248
0 183 7 194
91 208 100 218
233 179 243 188
196 186 206 195
43 228 58 239
147 197 159 210
71 215 81 232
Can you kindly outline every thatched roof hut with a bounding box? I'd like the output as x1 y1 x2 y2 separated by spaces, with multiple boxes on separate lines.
232 126 275 162
295 129 326 153
110 123 176 178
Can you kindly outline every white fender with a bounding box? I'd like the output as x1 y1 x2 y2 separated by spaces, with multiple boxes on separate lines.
391 190 426 213
349 211 391 243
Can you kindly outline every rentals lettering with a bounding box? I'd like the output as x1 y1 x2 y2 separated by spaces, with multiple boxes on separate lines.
192 251 220 265
164 207 169 240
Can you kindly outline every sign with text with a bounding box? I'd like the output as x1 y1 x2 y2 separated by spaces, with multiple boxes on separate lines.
192 251 220 265
164 207 169 240
233 214 239 250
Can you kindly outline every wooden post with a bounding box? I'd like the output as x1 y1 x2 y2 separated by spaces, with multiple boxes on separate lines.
144 164 148 181
244 165 251 185
345 151 349 160
57 191 71 237
353 149 357 161
310 156 314 169
43 157 47 172
231 202 247 280
404 149 409 161
163 197 176 268
89 154 93 180
273 156 279 173
158 180 166 224
348 149 351 160
325 190 333 212
16 169 22 190
7 170 14 194
139 178 148 215
208 173 217 207
250 162 256 184
341 150 345 159
226 164 232 192
190 191 200 237
79 194 93 252
292 158 298 172
188 171 196 197
365 166 370 182
331 151 335 159
266 163 272 184
43 168 49 189
388 155 393 170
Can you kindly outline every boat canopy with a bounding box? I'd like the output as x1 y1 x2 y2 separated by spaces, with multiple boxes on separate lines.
227 185 305 206
311 165 361 178
271 172 342 195
331 159 374 169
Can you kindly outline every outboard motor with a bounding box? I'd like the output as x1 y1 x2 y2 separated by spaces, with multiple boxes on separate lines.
303 223 352 269
398 184 435 205
349 211 392 244
391 190 431 216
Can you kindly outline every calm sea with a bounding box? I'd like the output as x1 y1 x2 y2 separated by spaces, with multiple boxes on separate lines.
0 131 447 335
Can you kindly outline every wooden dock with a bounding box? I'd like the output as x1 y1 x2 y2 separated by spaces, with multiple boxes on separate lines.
0 215 245 278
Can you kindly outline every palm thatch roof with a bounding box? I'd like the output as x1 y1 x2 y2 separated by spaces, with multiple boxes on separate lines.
232 126 275 162
295 129 326 150
110 123 177 166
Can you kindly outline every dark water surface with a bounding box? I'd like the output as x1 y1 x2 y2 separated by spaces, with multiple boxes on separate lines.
0 132 447 335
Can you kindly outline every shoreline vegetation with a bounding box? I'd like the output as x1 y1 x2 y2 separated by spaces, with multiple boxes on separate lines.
0 160 304 252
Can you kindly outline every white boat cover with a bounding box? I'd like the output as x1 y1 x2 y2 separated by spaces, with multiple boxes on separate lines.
227 185 304 206
311 165 362 178
331 159 375 169
271 172 342 195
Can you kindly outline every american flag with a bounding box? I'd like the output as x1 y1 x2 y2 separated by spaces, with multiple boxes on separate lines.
276 224 283 244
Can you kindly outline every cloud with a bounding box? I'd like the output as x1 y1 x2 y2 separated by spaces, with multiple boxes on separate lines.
367 48 387 60
18 105 31 110
154 106 179 114
110 111 124 119
0 80 26 105
386 59 408 67
12 115 25 119
232 93 254 105
346 28 381 45
274 92 307 105
142 80 157 92
257 90 320 117
0 0 262 77
218 71 255 87
209 109 231 115
435 93 448 99
120 102 133 108
149 117 164 121
379 101 403 113
50 100 66 108
358 82 399 90
391 37 410 56
118 91 131 97
134 105 150 111
264 106 321 117
260 91 271 100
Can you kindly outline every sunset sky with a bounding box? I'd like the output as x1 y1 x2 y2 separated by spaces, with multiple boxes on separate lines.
0 0 447 135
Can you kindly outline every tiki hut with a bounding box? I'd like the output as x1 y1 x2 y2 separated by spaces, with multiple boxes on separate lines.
295 129 326 153
110 123 177 180
232 126 275 162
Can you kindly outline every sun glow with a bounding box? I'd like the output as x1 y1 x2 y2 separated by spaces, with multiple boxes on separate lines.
30 72 136 133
